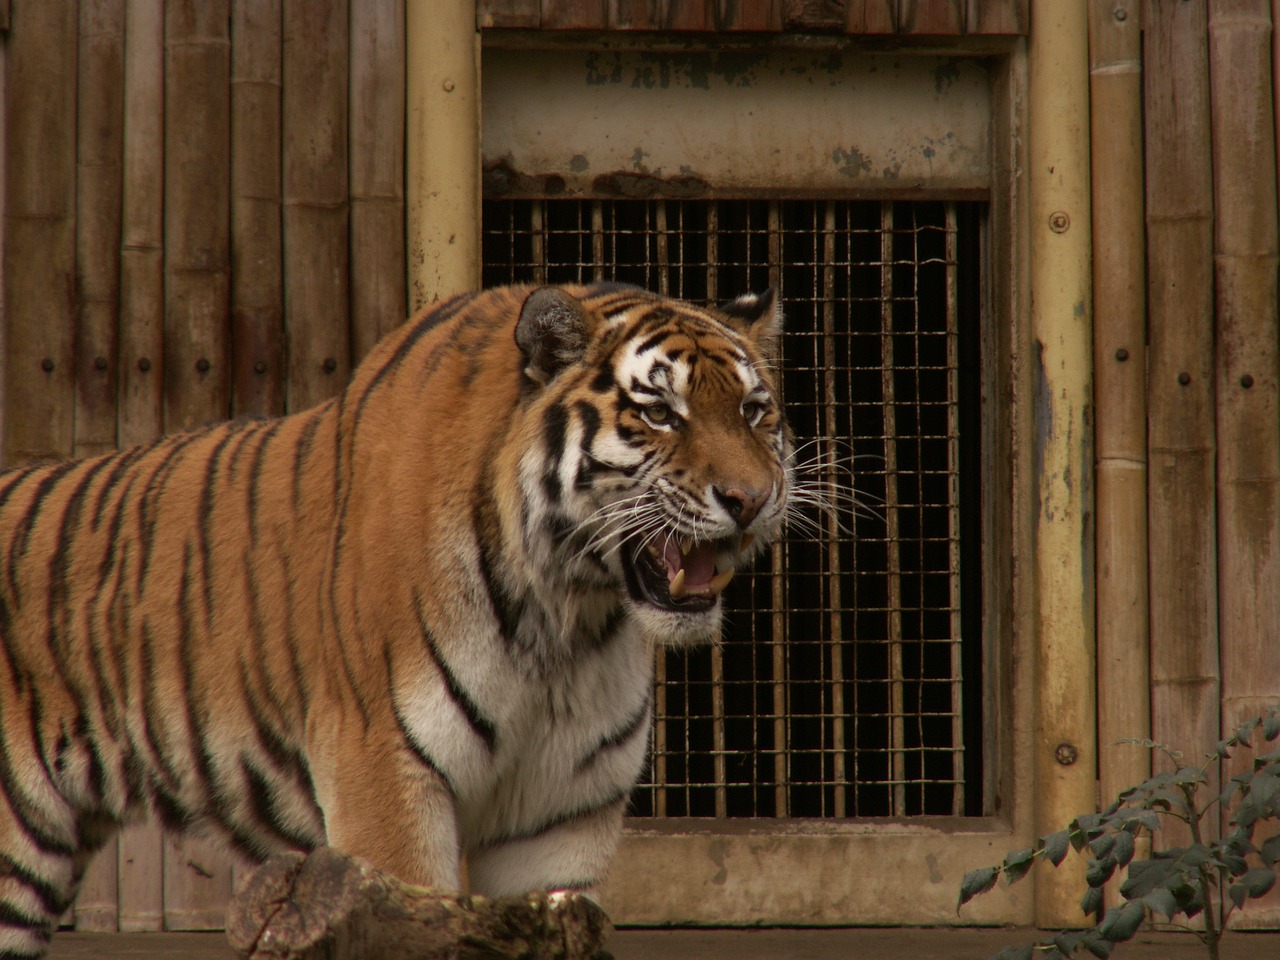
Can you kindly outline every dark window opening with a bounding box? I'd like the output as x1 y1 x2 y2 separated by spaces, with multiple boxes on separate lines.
483 198 986 818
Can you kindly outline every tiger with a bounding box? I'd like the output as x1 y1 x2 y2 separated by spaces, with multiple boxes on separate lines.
0 281 791 957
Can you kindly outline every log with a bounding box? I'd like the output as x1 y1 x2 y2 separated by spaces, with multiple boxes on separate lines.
226 847 612 960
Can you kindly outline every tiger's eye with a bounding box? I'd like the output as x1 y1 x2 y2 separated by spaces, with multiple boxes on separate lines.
645 403 671 423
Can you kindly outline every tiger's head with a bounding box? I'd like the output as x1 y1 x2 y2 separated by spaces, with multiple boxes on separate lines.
512 284 791 646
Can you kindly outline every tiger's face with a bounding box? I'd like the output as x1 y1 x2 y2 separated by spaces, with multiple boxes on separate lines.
514 285 791 645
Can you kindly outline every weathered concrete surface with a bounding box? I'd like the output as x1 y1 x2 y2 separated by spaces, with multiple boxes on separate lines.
45 928 1280 959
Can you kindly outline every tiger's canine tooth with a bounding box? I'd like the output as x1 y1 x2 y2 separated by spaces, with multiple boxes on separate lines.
707 567 735 595
679 536 692 556
669 568 688 598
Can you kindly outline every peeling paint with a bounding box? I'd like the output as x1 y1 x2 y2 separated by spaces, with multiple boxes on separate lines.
832 146 872 178
707 838 729 886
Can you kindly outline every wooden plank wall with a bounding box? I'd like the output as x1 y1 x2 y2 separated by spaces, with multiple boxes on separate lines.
4 0 1280 934
1 0 406 931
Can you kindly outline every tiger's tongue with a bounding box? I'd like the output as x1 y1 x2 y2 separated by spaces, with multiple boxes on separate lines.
661 534 717 590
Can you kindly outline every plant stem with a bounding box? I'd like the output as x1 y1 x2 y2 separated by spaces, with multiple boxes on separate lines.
1184 782 1220 960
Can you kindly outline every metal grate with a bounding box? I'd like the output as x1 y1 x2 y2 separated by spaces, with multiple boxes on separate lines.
482 198 985 818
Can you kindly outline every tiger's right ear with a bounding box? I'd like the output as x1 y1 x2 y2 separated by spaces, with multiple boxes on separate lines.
515 287 592 387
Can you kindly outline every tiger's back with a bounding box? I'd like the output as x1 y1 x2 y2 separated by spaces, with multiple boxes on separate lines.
0 283 791 957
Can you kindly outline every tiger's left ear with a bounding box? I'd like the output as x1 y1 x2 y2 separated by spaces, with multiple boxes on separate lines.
719 288 783 357
515 287 592 387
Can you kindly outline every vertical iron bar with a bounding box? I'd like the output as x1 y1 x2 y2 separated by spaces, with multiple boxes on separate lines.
706 202 728 818
768 201 788 817
531 201 546 286
880 202 907 816
821 202 846 817
945 203 965 814
592 200 605 282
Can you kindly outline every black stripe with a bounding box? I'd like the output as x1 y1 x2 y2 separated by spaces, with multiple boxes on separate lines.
136 434 200 594
472 495 522 647
241 758 319 852
6 461 80 605
386 651 457 799
291 410 324 514
413 592 497 752
138 618 184 792
176 545 219 808
0 900 53 940
476 787 630 851
89 444 148 534
0 852 72 918
541 403 570 503
350 292 475 433
197 427 238 632
246 419 284 543
575 693 650 774
632 330 672 357
0 722 77 856
0 463 42 512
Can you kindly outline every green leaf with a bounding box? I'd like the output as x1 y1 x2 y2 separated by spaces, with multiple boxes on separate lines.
1112 830 1136 868
1082 931 1115 959
1141 886 1179 920
1242 867 1276 899
1080 884 1104 917
1259 834 1280 868
1003 848 1038 885
959 866 1000 908
1042 830 1071 867
1263 712 1280 742
1096 900 1146 943
1051 931 1086 955
1088 833 1116 861
1086 857 1118 888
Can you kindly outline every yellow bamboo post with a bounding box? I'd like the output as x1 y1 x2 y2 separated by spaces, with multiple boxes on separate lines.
405 0 481 311
1028 0 1095 928
1087 0 1148 815
1208 0 1280 925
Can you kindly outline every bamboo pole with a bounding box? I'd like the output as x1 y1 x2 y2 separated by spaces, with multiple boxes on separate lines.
1028 0 1096 928
74 0 125 462
3 0 78 466
1143 0 1220 849
117 0 165 453
163 0 235 926
72 0 127 931
116 0 167 927
163 0 231 434
1088 0 1148 809
1208 0 1280 924
350 0 407 361
231 0 284 418
406 0 481 311
283 0 350 412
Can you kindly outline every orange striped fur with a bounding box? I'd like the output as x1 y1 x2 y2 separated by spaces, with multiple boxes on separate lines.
0 283 790 956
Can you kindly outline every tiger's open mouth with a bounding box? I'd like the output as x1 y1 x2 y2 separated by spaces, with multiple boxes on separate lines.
623 531 753 613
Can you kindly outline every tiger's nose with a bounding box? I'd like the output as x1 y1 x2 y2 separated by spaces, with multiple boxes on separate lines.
715 486 768 529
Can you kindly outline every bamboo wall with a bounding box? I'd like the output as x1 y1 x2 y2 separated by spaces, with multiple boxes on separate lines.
1 0 406 930
3 0 1280 933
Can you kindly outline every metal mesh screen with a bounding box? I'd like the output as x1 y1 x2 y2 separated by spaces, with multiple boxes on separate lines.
482 198 985 818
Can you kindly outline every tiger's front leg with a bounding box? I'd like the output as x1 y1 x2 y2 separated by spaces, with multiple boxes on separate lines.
312 726 461 891
465 795 626 899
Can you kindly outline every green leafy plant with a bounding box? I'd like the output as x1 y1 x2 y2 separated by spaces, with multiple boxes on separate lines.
958 706 1280 959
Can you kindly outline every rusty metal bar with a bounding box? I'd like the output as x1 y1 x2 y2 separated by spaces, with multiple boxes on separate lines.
946 203 966 813
879 202 907 817
767 200 789 817
820 201 847 817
